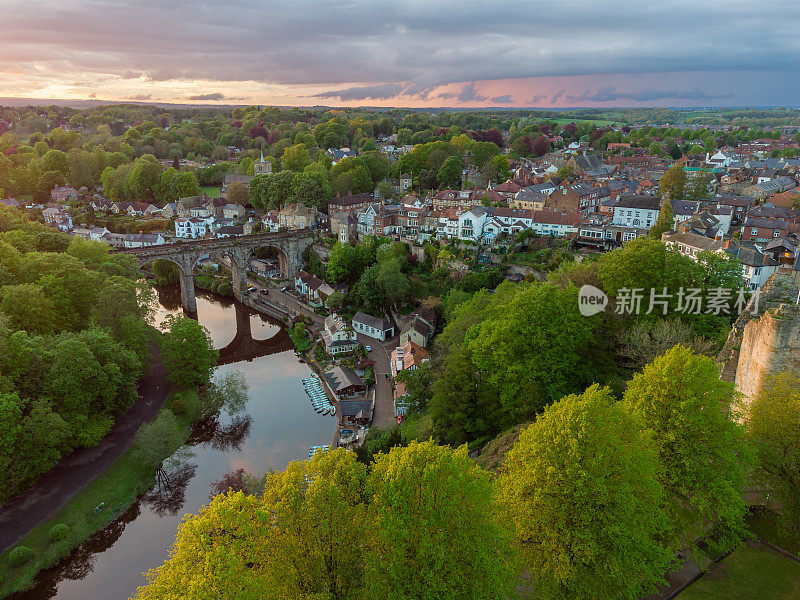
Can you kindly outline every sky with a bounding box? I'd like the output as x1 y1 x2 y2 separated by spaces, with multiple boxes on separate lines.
1 0 799 108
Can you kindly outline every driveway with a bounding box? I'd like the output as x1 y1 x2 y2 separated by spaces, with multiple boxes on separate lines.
359 333 397 429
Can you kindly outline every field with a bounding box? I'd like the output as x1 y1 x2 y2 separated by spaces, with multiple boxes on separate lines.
200 186 221 197
678 541 800 600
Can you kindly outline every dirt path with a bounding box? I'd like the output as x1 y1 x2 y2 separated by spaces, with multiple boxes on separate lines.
0 347 172 554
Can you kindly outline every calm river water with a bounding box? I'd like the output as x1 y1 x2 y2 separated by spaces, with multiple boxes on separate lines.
12 286 333 600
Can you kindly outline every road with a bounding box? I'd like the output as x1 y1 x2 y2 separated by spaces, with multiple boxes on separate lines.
248 279 397 430
0 347 172 553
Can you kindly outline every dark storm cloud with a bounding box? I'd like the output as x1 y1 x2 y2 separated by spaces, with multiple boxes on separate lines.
314 83 404 100
186 92 227 101
566 86 731 103
1 0 799 103
457 83 487 102
491 94 513 104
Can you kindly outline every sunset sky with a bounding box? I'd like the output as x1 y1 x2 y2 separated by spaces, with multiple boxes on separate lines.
1 0 799 108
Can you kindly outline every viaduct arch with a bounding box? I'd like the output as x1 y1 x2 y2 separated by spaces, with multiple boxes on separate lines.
119 229 317 312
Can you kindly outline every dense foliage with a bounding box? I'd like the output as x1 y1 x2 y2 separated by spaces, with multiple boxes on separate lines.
0 206 154 501
134 442 517 600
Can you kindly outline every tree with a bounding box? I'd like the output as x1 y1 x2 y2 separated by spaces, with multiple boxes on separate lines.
471 141 500 170
531 135 549 157
748 371 800 534
326 241 367 285
489 154 511 182
366 441 517 600
160 316 218 388
555 164 574 181
622 346 751 553
686 173 712 201
133 409 183 469
437 155 463 188
649 200 674 238
291 171 333 210
225 180 248 206
172 171 200 199
129 159 162 200
660 165 686 200
497 385 673 600
281 143 310 172
375 258 410 309
135 449 367 600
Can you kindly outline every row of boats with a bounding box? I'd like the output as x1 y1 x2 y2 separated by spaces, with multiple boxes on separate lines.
308 445 331 458
302 375 336 416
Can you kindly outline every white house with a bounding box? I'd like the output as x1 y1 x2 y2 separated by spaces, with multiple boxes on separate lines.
458 206 491 241
123 233 165 248
321 314 359 355
175 216 213 239
352 312 395 341
611 195 660 229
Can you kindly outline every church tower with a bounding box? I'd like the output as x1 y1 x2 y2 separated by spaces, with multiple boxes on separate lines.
254 150 272 175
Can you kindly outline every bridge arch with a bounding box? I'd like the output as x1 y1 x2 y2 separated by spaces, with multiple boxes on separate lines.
118 229 318 312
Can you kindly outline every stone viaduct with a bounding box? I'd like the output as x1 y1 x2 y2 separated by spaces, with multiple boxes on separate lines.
119 229 317 312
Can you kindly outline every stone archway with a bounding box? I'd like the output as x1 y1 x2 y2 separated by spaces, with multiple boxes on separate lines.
247 244 289 280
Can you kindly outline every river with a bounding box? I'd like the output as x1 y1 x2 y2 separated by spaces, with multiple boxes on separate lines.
12 286 333 600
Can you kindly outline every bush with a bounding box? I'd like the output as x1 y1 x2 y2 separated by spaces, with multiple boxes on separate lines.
170 394 187 415
8 546 32 567
216 281 233 296
49 524 70 542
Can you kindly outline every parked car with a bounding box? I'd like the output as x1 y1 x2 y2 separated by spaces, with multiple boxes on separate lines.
365 345 372 352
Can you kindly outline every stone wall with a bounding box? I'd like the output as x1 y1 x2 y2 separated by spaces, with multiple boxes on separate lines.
727 274 800 408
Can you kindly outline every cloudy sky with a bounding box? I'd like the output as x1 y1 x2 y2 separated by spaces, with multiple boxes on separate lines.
1 0 799 107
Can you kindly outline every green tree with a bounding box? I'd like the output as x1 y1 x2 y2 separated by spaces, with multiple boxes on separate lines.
160 316 218 388
281 143 310 172
136 449 367 600
132 409 183 469
366 441 517 600
748 371 800 534
437 155 464 188
471 141 500 170
622 346 751 553
659 165 687 200
649 200 674 238
225 180 249 206
291 171 333 210
173 171 200 199
326 241 367 285
497 385 673 600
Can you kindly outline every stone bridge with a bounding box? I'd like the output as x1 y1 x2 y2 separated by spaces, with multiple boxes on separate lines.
119 229 317 311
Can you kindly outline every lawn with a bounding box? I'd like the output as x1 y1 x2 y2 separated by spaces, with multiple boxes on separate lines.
200 185 221 197
678 541 800 600
747 507 800 556
0 393 194 597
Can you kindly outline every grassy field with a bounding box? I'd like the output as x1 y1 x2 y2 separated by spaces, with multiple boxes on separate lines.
679 541 800 600
200 185 221 197
0 393 194 597
747 508 800 556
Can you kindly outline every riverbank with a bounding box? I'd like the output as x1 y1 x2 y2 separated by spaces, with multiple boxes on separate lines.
0 347 172 556
0 390 194 598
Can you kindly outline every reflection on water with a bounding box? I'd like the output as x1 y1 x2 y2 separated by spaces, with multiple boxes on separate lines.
12 289 332 600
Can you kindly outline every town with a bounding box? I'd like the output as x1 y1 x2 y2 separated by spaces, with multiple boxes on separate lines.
1 101 800 600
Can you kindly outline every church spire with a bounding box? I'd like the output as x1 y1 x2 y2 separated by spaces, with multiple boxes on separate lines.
260 149 265 162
